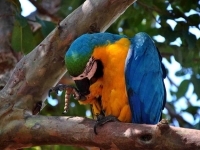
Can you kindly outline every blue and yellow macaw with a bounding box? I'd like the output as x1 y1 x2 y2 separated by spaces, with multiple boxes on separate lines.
52 32 166 132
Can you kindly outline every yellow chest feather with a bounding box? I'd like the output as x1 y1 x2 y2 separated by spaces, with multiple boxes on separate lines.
80 38 132 122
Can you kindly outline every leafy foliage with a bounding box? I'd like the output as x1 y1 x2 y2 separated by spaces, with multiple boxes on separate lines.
35 17 56 37
9 0 200 149
11 13 35 54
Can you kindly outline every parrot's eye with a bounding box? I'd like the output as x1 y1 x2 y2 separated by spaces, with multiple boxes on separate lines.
71 57 104 93
84 57 96 77
71 57 97 83
71 57 97 80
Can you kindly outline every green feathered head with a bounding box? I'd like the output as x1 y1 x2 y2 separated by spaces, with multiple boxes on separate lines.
65 33 125 77
65 34 94 77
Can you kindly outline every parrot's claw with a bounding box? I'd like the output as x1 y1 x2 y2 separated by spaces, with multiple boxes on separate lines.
48 87 58 97
94 114 119 135
49 84 78 97
48 84 85 113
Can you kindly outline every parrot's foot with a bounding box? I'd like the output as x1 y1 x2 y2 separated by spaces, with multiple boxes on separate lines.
48 84 79 98
94 114 119 135
48 84 86 114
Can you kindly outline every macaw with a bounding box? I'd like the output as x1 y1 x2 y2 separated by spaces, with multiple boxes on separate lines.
51 32 166 132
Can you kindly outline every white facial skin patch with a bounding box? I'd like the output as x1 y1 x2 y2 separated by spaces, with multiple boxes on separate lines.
72 57 97 81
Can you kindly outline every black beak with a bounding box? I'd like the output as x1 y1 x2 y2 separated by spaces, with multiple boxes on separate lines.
74 78 90 96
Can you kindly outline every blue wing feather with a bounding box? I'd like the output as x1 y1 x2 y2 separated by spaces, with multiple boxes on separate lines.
125 32 166 124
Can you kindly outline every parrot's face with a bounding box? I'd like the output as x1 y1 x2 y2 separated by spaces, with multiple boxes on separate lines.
70 57 98 96
65 33 120 98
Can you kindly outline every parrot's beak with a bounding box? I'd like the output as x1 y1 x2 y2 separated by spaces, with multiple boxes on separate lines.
74 78 90 96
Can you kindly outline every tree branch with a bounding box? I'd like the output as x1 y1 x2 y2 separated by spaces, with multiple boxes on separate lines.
137 1 199 29
29 0 61 22
0 0 22 89
0 0 136 116
0 0 136 149
165 103 193 128
1 116 200 149
167 75 191 104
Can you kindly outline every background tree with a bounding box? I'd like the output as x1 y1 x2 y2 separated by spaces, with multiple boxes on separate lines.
0 0 199 149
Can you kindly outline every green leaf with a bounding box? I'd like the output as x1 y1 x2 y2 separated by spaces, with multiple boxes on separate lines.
175 68 192 77
57 0 84 17
175 70 186 77
193 122 200 130
182 31 197 49
183 106 199 116
15 12 27 27
180 1 198 12
176 80 190 99
162 27 179 42
153 1 167 12
188 14 200 26
11 21 35 54
139 0 153 7
35 17 56 37
33 28 44 45
191 76 200 99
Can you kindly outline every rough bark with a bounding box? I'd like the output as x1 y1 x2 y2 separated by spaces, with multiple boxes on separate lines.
0 0 136 149
1 116 200 150
0 0 22 89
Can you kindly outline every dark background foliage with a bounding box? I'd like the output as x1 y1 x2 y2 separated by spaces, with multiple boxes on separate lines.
8 0 200 149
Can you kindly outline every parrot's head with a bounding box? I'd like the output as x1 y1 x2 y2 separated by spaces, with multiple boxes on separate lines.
65 34 103 97
65 33 124 98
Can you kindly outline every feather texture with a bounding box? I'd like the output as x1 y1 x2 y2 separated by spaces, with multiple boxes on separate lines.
125 32 166 124
65 32 166 124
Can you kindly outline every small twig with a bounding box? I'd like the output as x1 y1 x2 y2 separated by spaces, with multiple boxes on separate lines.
49 84 86 114
29 0 60 22
165 103 193 128
137 1 199 29
167 75 191 104
136 1 163 14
